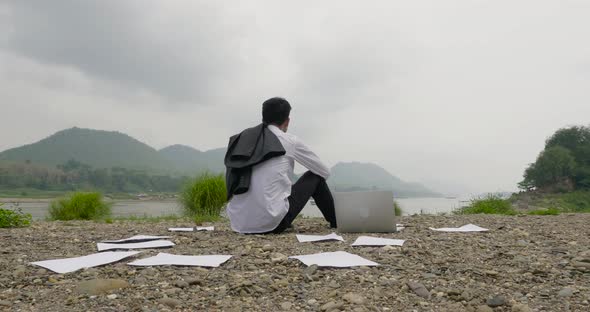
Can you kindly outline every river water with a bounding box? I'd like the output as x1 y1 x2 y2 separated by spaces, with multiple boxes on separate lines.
3 197 470 220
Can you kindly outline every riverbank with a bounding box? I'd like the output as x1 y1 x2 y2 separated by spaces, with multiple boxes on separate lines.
1 214 589 311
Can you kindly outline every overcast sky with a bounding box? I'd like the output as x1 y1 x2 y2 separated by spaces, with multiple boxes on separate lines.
1 1 589 195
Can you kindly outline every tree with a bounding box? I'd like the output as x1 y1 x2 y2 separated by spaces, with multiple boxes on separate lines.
520 146 576 190
546 125 590 167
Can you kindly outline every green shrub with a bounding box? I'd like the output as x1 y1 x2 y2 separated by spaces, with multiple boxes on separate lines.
179 173 226 221
0 203 32 228
455 194 516 215
528 208 560 215
49 192 111 220
394 200 402 217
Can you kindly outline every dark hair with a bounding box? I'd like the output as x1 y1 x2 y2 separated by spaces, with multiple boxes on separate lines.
262 97 291 125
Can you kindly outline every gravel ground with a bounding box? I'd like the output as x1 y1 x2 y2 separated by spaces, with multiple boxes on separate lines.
0 214 589 312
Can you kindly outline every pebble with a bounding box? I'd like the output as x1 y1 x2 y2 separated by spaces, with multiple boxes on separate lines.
270 253 288 264
185 278 202 286
343 292 365 305
262 244 273 252
280 302 292 310
558 287 574 297
106 294 117 300
476 305 494 312
321 301 344 311
174 280 189 289
406 281 430 299
487 295 507 307
159 297 182 308
512 303 532 312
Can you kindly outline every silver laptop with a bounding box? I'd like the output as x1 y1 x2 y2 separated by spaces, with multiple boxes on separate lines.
334 191 397 233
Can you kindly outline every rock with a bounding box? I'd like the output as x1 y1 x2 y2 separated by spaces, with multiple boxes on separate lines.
0 300 10 307
328 281 341 289
307 299 318 305
280 302 292 310
406 281 430 299
13 265 26 278
487 295 507 307
512 303 532 312
343 292 365 305
558 287 574 297
304 265 319 281
106 294 117 300
262 244 273 252
270 253 288 264
185 278 202 286
174 280 189 289
321 301 344 311
76 279 130 295
304 264 318 276
159 297 182 308
476 305 494 312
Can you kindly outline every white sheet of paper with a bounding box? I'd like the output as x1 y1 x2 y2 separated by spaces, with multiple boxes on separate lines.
168 228 194 232
429 224 489 232
128 252 232 267
102 235 171 243
196 226 214 231
289 251 379 267
351 236 406 246
296 232 344 243
30 251 140 274
97 240 175 251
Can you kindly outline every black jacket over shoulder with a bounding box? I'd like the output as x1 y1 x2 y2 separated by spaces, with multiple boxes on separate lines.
224 123 285 200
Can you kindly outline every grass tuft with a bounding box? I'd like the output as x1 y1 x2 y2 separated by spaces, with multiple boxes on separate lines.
49 192 111 221
394 200 402 217
179 173 226 222
0 202 32 228
528 208 560 215
454 194 516 215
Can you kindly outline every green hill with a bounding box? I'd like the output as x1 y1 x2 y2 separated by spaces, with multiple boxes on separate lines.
329 162 441 197
158 145 225 174
0 127 168 171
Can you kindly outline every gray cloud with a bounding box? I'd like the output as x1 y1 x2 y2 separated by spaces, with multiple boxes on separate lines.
3 1 248 102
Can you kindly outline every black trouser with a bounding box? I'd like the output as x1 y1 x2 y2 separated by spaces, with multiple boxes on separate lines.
271 171 337 234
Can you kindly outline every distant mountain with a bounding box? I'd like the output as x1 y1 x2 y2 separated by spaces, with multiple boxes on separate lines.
0 128 440 196
0 127 168 171
158 144 225 174
0 127 224 175
329 162 441 197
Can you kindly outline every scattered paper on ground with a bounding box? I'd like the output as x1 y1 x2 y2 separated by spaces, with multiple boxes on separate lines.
30 251 140 274
196 226 214 231
168 228 194 232
351 236 406 246
296 232 344 243
289 251 379 267
128 252 232 267
429 224 489 232
101 235 171 244
97 240 175 252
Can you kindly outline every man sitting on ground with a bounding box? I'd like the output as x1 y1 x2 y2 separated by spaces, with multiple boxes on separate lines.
225 97 337 234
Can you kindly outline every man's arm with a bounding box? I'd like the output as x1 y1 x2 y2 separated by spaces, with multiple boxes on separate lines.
293 138 330 179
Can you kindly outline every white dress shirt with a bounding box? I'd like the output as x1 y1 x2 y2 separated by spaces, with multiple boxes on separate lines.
226 125 330 233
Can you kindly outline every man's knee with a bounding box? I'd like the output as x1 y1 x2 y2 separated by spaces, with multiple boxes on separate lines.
300 171 324 182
